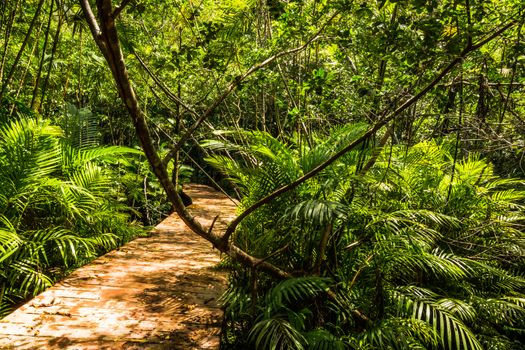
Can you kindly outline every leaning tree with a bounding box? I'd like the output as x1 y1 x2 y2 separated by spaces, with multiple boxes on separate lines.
79 0 522 279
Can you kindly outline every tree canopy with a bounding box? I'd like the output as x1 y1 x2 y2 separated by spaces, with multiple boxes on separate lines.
1 0 524 348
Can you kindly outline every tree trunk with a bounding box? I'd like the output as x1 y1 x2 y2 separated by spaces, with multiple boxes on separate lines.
80 0 290 279
0 0 45 101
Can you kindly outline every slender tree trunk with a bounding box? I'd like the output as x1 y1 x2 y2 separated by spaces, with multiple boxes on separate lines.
76 26 83 107
0 0 21 87
41 1 63 115
0 0 45 101
9 21 44 118
80 0 290 279
31 0 54 110
171 27 183 193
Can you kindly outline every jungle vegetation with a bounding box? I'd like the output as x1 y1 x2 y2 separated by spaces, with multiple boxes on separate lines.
1 0 524 349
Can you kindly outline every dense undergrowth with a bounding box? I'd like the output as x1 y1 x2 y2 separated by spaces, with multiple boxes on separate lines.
207 127 525 349
0 114 147 317
1 0 524 348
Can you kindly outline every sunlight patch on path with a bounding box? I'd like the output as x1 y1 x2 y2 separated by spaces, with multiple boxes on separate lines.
0 185 236 349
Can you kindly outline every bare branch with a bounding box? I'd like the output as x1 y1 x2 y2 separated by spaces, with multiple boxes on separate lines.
134 51 200 120
207 215 220 235
470 20 517 51
81 0 291 279
162 10 341 165
221 18 518 245
112 0 131 19
254 244 290 267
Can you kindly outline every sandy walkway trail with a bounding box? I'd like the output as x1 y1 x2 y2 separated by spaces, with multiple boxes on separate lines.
0 184 236 349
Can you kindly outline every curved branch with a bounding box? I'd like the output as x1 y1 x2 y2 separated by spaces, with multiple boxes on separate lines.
112 0 131 19
81 0 290 279
161 10 341 165
133 51 200 120
221 18 518 244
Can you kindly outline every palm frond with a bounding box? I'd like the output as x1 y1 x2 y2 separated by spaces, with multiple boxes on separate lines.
300 122 369 173
392 291 483 350
433 298 477 324
0 217 22 264
266 277 331 312
61 143 143 173
7 259 54 297
284 200 347 226
249 316 307 350
385 248 472 283
205 154 250 189
473 296 525 328
303 329 345 350
357 317 438 350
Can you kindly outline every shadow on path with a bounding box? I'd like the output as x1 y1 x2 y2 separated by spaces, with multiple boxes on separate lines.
0 185 236 350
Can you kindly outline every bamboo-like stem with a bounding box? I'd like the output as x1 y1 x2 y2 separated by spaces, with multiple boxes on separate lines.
31 0 54 110
0 0 45 101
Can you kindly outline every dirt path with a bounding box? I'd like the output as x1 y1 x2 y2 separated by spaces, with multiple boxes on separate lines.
0 185 237 349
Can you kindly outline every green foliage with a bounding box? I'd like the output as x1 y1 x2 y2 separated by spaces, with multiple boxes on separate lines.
250 317 307 350
0 116 142 317
208 126 525 349
2 1 525 348
237 276 338 350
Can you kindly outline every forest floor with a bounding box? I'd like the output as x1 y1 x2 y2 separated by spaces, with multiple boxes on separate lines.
0 185 237 349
